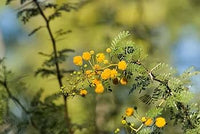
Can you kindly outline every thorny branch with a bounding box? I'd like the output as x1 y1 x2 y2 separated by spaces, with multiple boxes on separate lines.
0 66 39 130
135 61 194 129
2 68 28 114
32 0 73 133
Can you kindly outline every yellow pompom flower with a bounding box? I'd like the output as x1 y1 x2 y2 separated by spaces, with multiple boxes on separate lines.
73 56 83 66
155 117 166 128
85 70 93 77
120 78 128 85
118 60 127 70
141 117 147 122
85 70 92 75
125 107 134 116
101 68 111 80
103 60 109 64
95 84 104 94
106 48 111 53
121 120 126 125
84 64 88 68
114 128 120 133
110 69 118 79
96 53 105 62
92 78 101 85
80 89 87 96
131 123 134 127
145 118 153 126
93 64 101 70
82 52 91 60
90 50 94 54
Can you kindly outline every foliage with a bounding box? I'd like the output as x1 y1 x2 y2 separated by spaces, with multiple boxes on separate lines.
35 48 74 78
1 0 200 134
70 31 200 133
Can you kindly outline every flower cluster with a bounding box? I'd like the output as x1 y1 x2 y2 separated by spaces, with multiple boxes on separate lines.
117 107 166 133
72 48 128 96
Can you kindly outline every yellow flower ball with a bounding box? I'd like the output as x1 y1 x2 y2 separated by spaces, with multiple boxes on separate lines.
120 78 128 85
155 117 166 128
106 48 111 53
93 64 101 70
110 69 118 79
125 107 134 116
116 128 120 132
73 56 83 66
82 52 91 60
84 64 88 68
85 70 92 75
92 78 101 85
141 117 147 122
103 60 109 64
118 60 127 70
72 92 76 96
95 84 104 94
90 50 94 54
80 89 87 96
101 68 111 80
145 118 153 126
121 120 126 125
114 128 120 133
85 70 93 77
96 53 105 62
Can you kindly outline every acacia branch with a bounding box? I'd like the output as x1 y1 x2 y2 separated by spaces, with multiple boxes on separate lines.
3 80 29 114
0 67 40 131
32 0 73 133
1 66 28 114
135 61 194 129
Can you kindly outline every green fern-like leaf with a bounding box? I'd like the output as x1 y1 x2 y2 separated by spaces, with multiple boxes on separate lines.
137 128 153 134
146 107 163 118
111 31 130 49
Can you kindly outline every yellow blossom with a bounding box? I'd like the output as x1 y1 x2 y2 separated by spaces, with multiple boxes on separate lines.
96 53 105 62
106 48 111 53
101 69 111 80
110 69 118 78
114 128 120 133
103 60 109 64
118 60 127 70
85 70 93 77
90 50 94 54
145 118 153 126
82 52 91 60
95 84 104 94
80 89 87 96
120 78 128 85
125 107 134 116
92 78 101 85
93 64 101 70
85 70 92 75
121 120 126 125
83 64 88 68
141 117 147 122
155 117 166 128
73 56 83 66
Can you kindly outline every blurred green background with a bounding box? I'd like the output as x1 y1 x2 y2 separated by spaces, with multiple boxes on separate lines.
0 0 200 133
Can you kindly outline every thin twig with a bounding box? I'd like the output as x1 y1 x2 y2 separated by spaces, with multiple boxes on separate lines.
3 80 29 114
134 61 193 129
1 67 40 131
32 0 73 133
